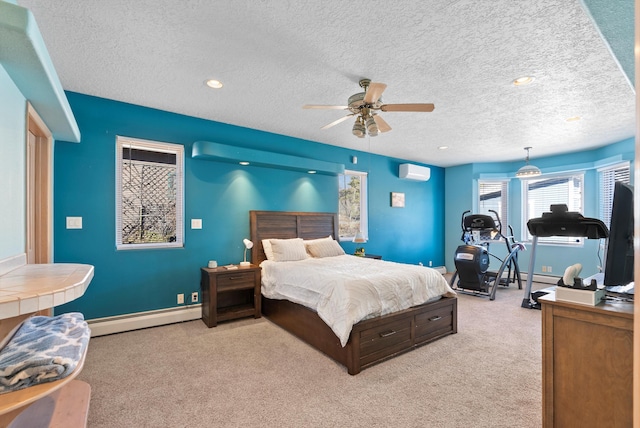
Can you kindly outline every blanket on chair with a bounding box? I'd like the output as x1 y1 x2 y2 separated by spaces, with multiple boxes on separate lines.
0 312 90 394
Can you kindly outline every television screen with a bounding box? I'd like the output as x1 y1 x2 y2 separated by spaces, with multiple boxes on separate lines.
603 182 634 287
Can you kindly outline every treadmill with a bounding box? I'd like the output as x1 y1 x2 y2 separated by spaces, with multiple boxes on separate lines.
521 204 609 309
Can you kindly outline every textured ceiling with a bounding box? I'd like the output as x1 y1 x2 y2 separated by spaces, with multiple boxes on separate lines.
17 0 635 167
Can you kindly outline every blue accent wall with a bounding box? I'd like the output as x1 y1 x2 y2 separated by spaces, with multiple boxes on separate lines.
53 92 445 319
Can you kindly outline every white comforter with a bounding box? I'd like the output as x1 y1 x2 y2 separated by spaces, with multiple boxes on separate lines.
260 255 456 346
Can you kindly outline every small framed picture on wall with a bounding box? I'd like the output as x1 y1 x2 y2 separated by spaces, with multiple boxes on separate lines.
391 192 405 208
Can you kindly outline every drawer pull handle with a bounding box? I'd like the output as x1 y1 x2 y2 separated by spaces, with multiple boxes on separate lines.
379 330 396 338
428 315 442 322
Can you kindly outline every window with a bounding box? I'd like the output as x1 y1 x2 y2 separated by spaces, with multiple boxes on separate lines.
522 173 584 245
338 170 368 241
478 180 508 231
116 137 184 249
599 162 631 229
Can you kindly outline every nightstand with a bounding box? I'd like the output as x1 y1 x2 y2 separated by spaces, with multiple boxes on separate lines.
200 264 261 327
364 254 382 259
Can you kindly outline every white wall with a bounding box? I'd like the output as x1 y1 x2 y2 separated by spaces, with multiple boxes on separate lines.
0 64 27 260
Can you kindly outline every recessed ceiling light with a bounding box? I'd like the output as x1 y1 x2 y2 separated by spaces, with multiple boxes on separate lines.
308 170 317 174
438 146 449 150
205 79 223 89
513 76 534 86
239 161 249 165
565 116 581 122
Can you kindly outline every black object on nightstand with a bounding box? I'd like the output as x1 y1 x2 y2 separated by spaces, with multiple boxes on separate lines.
200 264 261 327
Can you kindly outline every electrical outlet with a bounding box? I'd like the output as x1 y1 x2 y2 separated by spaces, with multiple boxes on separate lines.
177 293 184 304
547 266 552 273
191 292 198 303
66 216 83 229
428 260 433 267
542 266 547 273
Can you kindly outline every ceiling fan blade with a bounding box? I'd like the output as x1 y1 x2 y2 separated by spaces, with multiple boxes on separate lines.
321 114 355 130
373 115 392 133
303 104 348 110
363 82 387 104
380 103 435 112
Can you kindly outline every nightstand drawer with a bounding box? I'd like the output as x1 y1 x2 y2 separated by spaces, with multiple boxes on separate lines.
359 317 411 365
217 271 256 290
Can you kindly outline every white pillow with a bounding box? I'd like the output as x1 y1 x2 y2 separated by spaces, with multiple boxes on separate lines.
262 239 275 261
303 235 333 247
270 238 309 262
306 239 345 258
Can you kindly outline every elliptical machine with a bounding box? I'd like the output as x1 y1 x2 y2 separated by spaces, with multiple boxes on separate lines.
450 210 524 300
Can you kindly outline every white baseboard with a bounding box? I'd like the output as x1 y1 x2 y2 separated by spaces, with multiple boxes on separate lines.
522 273 560 284
88 305 202 337
446 269 559 285
86 273 557 337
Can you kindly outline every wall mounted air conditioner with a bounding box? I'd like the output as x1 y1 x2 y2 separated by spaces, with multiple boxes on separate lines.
399 163 431 181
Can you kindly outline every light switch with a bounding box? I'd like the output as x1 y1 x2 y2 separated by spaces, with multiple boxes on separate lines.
66 217 82 229
191 219 202 229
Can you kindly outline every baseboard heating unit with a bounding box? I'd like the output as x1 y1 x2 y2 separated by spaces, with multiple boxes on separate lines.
88 305 202 337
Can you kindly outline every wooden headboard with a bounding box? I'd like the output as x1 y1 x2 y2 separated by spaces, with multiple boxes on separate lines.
249 211 339 264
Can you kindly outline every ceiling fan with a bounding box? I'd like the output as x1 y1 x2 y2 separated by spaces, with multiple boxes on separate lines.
303 78 434 138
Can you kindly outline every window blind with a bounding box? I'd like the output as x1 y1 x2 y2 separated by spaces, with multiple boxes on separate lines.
599 163 631 229
523 174 584 244
478 180 508 232
116 136 184 249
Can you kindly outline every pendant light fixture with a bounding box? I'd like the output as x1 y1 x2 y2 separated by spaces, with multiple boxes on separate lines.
516 147 541 178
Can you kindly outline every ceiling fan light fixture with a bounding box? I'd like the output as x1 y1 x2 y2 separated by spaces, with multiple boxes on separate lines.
352 117 365 138
516 146 541 178
304 80 434 137
365 116 378 136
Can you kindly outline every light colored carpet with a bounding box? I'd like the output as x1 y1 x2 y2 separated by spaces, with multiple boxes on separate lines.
78 283 543 428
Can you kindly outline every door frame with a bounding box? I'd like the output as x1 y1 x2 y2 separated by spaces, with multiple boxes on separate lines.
26 103 53 264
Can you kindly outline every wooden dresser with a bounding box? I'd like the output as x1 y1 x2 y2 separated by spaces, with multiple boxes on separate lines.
539 294 633 427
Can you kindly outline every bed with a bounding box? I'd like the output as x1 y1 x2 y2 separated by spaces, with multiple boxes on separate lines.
250 210 458 375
